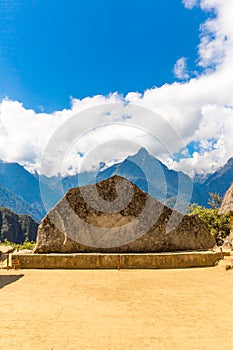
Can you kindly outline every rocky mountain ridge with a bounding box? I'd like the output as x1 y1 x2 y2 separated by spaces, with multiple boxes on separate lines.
0 206 38 244
0 149 232 224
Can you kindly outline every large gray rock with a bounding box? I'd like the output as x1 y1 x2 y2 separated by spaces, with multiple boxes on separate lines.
0 245 14 255
34 176 215 253
0 244 14 262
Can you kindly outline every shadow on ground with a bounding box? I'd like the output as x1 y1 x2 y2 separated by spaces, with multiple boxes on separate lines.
0 274 24 289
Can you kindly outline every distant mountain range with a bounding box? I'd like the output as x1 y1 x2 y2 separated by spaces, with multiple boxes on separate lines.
96 148 193 213
192 157 233 206
0 160 46 222
98 149 233 210
0 148 233 224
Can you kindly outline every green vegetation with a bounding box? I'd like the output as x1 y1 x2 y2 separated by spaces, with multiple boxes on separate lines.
2 239 36 250
188 193 230 245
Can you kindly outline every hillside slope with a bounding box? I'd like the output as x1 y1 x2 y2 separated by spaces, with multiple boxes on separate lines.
193 157 233 206
0 207 38 243
0 161 46 221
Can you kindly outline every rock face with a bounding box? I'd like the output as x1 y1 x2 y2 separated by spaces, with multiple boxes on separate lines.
0 207 38 244
34 176 215 253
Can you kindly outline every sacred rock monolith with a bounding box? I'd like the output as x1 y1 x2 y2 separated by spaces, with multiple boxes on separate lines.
34 175 215 253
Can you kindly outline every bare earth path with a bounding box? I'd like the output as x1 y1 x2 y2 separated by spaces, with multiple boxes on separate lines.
0 264 233 350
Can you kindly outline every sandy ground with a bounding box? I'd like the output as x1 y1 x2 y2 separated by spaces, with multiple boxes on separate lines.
0 261 233 350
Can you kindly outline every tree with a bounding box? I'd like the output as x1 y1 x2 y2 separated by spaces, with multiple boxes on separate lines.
208 192 222 209
188 193 230 245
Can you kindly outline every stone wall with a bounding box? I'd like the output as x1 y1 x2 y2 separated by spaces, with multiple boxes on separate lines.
12 251 222 269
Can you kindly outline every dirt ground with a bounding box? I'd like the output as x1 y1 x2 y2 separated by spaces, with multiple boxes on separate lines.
1 261 233 350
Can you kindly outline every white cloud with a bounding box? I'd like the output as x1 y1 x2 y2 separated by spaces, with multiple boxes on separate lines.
173 57 190 80
125 0 233 175
182 0 199 10
0 0 233 178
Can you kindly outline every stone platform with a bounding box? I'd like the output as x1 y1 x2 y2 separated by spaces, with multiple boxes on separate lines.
11 251 222 269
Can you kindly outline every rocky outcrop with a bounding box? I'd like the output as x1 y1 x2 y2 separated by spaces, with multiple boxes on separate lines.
0 244 14 262
34 176 215 253
0 207 38 244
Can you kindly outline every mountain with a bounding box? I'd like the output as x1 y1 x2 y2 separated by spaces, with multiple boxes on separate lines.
96 149 233 209
0 206 38 243
38 149 193 213
39 149 233 212
0 160 41 204
0 161 46 221
193 157 233 206
0 151 232 222
0 182 43 221
96 148 193 212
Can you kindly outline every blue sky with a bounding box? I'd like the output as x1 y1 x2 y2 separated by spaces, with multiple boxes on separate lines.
0 0 233 177
0 0 208 112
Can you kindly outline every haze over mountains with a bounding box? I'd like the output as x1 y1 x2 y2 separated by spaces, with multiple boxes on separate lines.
0 148 232 223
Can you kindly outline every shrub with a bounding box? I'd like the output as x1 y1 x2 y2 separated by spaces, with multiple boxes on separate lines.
188 193 230 245
2 239 36 251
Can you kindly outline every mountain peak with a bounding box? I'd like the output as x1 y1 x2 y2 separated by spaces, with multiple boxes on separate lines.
226 157 233 167
134 147 149 159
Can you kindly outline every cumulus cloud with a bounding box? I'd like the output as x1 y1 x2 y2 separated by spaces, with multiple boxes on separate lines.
0 0 233 177
173 57 190 80
126 0 233 175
